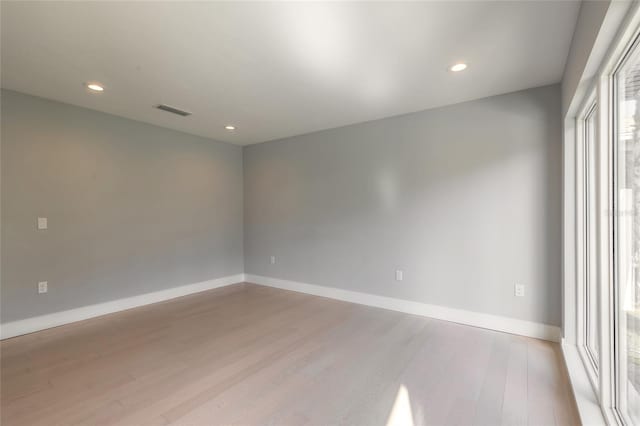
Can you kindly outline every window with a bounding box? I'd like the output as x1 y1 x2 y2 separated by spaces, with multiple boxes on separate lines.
564 5 640 425
614 33 640 424
582 101 600 372
577 97 600 381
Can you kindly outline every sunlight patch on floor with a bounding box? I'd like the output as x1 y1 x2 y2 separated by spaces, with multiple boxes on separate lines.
386 384 414 426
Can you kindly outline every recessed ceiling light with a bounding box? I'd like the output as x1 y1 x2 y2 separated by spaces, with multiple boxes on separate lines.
450 63 468 72
225 125 236 131
86 83 105 92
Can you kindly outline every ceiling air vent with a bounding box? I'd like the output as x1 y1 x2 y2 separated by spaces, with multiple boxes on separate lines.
155 104 192 117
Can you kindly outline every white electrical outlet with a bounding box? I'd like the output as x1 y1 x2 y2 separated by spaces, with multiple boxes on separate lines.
37 217 48 230
270 255 276 265
514 283 525 297
38 281 48 294
395 270 404 281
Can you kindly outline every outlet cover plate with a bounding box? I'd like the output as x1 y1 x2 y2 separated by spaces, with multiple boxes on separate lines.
515 284 525 297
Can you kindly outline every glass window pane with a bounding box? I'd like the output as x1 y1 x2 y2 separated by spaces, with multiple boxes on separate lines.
615 37 640 423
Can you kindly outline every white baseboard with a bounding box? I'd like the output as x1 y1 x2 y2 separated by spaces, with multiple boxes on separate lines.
2 273 560 342
0 274 245 340
246 274 561 342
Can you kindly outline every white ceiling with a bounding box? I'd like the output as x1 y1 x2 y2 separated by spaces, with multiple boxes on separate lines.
1 1 580 145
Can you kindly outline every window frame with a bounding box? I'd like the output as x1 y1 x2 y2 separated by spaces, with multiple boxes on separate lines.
593 7 640 424
610 28 640 426
565 3 640 425
576 94 600 388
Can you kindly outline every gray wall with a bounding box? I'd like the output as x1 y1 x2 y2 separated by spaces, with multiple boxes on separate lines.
1 90 244 322
2 85 562 326
244 84 562 326
561 0 610 117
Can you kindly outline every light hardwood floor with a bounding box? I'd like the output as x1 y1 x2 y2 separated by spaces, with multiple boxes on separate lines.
1 283 579 426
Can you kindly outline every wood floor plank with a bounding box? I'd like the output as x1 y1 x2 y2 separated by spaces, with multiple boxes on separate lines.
171 307 389 425
472 332 511 426
527 338 561 426
500 336 529 426
0 283 579 426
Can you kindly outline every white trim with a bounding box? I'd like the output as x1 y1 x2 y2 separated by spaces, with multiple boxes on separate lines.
597 65 617 425
246 274 561 342
562 341 607 425
564 113 578 345
0 274 245 340
576 93 602 391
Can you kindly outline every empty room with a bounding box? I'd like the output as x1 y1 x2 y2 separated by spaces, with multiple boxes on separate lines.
1 0 638 425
